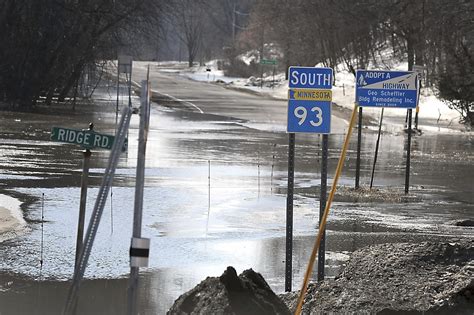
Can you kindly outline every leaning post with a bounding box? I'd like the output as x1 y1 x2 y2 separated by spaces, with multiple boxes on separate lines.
74 123 93 273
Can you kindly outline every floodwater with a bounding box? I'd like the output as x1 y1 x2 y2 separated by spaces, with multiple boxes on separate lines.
0 83 473 314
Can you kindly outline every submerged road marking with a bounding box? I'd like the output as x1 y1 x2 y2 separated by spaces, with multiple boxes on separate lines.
152 89 204 114
132 79 205 114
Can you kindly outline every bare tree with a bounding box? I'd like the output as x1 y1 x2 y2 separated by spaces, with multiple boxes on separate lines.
0 0 167 108
166 0 206 67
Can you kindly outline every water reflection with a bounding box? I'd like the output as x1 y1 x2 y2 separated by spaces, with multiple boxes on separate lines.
0 88 473 314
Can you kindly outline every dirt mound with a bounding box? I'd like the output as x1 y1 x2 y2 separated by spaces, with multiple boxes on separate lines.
282 241 473 314
167 266 291 315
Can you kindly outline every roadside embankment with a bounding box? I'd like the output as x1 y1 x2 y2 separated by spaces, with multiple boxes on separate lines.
281 241 473 314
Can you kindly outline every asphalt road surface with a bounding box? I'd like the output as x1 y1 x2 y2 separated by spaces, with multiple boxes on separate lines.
133 63 350 134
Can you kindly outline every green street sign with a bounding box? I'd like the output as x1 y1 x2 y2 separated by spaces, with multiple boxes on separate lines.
260 59 277 65
51 127 119 150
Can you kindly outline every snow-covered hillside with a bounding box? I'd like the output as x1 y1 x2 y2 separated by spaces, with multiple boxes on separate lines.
182 60 466 133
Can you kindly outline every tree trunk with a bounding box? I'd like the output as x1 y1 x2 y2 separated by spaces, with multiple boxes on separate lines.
407 36 415 71
59 61 84 101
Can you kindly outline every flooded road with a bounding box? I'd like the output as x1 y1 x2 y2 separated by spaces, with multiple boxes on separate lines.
1 72 473 314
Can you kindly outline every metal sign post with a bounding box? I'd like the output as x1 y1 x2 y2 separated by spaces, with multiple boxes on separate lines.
355 107 363 189
75 147 91 273
405 109 413 194
285 132 295 292
116 68 120 120
73 123 95 274
286 66 333 288
413 65 424 131
128 68 133 107
127 80 151 315
63 107 132 315
51 123 125 276
118 55 133 111
272 64 276 89
317 134 328 281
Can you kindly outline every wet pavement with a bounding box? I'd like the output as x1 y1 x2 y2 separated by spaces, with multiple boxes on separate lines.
0 71 473 314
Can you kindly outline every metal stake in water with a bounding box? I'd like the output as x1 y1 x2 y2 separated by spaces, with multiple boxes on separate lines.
40 193 44 273
206 160 211 235
370 108 385 189
257 153 261 198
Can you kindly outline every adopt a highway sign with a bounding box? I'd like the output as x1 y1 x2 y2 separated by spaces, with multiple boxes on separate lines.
356 70 418 108
51 127 122 150
287 67 333 133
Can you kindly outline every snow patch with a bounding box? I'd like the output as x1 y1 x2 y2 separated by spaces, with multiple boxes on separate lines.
0 194 27 242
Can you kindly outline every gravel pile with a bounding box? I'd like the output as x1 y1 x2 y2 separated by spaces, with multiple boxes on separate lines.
167 242 472 314
168 266 291 315
281 241 473 314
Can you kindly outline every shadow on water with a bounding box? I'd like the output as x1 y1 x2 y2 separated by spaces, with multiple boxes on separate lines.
1 275 128 315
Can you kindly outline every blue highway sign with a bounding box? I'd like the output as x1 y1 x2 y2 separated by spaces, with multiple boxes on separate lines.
287 66 333 133
356 70 418 108
287 100 331 133
289 67 333 89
